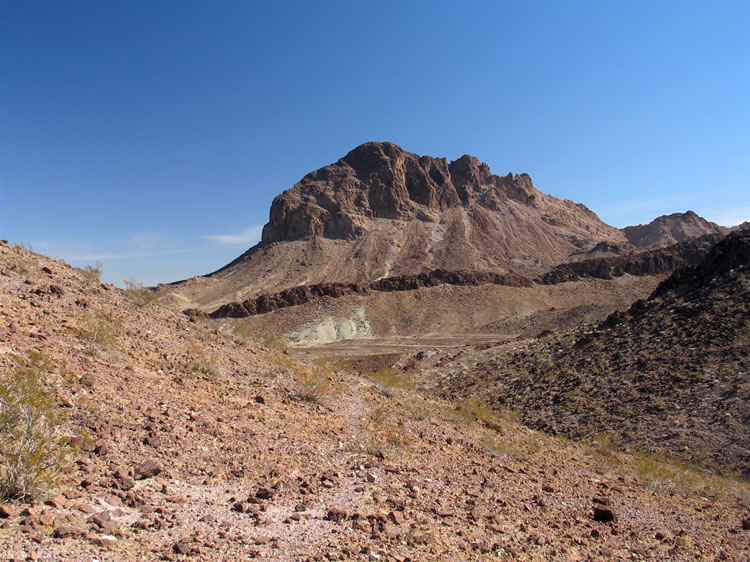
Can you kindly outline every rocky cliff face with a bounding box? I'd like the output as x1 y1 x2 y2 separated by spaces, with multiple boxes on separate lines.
622 211 728 249
179 142 630 309
261 142 542 243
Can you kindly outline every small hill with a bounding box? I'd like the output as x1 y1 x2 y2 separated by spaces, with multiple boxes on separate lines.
623 211 728 249
1 241 750 558
419 230 750 477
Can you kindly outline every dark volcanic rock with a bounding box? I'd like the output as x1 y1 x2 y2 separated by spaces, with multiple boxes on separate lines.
537 234 723 284
209 270 531 319
433 230 750 475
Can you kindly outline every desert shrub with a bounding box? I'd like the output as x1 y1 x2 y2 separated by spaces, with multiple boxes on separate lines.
230 320 255 344
293 367 331 404
124 279 159 307
260 330 288 350
82 261 103 283
452 397 499 427
358 405 404 461
369 368 413 397
187 341 224 380
0 353 70 501
70 311 123 352
230 322 288 349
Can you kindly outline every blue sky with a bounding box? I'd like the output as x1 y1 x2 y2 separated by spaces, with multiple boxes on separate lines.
1 0 748 286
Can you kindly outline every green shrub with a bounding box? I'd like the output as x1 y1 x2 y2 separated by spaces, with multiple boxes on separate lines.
187 341 224 379
0 353 70 501
294 367 331 404
453 397 499 427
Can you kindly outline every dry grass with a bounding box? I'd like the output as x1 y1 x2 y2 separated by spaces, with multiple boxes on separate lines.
69 310 123 354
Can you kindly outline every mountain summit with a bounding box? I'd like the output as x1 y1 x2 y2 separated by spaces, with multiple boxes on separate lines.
169 142 725 328
260 141 623 251
173 142 636 311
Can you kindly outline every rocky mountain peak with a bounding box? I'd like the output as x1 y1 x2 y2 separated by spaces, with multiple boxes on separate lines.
622 210 728 249
261 142 536 244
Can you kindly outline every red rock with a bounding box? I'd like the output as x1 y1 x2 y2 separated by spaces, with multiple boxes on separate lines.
173 540 191 555
44 495 67 509
0 505 14 518
388 511 404 525
53 525 80 538
75 503 96 514
255 488 273 500
326 508 348 522
94 440 109 455
593 507 617 523
134 460 162 480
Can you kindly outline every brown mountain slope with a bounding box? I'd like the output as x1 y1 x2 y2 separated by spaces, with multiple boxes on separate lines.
418 230 750 477
193 234 720 352
2 242 750 559
169 142 631 312
623 210 728 249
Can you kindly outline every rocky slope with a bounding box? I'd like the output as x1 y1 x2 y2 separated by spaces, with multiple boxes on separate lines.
2 242 750 559
167 143 728 350
169 142 632 312
623 211 728 249
416 230 750 477
206 234 722 323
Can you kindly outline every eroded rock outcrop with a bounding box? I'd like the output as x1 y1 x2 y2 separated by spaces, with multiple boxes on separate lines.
209 269 532 319
261 142 541 243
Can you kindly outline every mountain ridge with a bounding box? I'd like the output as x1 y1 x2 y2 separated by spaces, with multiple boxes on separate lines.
171 142 723 316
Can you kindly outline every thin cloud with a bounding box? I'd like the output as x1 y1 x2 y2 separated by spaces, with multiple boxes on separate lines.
697 206 750 228
63 247 216 262
205 224 263 246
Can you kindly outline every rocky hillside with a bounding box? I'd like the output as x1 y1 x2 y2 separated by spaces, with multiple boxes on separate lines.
169 142 632 312
167 143 726 345
418 230 750 477
2 241 750 559
623 211 728 249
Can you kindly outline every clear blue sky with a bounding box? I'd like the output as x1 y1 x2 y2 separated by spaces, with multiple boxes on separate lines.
1 0 748 286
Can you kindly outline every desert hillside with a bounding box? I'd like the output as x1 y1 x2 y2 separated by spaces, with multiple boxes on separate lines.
1 241 749 559
165 143 726 352
415 230 750 478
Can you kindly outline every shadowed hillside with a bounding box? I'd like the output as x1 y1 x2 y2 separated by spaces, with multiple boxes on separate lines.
420 230 750 477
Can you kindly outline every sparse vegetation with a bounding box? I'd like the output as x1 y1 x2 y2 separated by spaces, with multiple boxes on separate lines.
0 353 70 501
358 404 404 461
124 279 160 307
369 368 413 397
70 310 123 353
230 321 289 350
82 261 103 283
187 341 224 380
293 366 331 404
451 397 500 429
